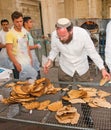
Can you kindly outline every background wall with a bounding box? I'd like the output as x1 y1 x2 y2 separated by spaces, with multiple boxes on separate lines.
0 0 111 65
0 0 111 36
0 0 41 30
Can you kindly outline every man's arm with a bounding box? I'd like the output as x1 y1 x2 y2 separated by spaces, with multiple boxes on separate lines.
0 43 5 49
27 43 33 65
83 29 110 79
6 44 21 72
29 44 41 50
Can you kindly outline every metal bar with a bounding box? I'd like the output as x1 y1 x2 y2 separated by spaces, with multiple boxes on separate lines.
52 81 111 87
0 116 96 130
41 111 51 123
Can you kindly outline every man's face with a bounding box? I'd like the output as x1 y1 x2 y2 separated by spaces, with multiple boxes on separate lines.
26 19 33 29
56 28 73 44
13 16 23 31
1 22 9 32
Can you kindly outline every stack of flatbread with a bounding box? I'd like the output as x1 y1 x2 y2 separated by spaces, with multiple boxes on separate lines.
55 105 80 124
1 78 61 105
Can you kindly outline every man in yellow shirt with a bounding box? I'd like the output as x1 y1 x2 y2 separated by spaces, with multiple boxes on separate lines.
6 11 37 80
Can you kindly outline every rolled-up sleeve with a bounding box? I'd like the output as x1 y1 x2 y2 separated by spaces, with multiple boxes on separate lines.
84 30 104 70
48 31 59 61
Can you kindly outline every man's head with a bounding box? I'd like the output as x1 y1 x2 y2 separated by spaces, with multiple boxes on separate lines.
1 19 9 32
55 18 73 44
23 16 32 30
11 11 23 31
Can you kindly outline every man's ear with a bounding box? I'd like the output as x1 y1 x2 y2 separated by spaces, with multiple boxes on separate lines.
70 29 73 34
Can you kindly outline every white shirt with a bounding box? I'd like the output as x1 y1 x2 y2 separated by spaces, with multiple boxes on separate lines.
23 28 40 71
0 29 13 69
0 29 7 43
48 26 104 77
0 29 8 56
105 21 111 72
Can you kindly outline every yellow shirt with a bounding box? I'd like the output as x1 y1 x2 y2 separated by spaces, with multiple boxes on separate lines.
6 27 27 55
6 27 31 66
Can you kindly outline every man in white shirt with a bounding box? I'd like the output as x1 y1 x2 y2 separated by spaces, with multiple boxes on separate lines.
23 16 41 79
105 20 111 73
0 19 13 69
44 18 110 83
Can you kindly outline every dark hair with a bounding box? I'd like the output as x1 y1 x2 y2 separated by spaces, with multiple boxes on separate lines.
66 22 73 32
23 16 31 26
1 19 9 25
55 22 73 32
11 11 23 21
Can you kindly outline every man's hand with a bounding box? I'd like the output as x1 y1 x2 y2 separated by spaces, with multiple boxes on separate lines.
36 44 41 49
15 62 22 72
101 68 110 80
43 59 52 74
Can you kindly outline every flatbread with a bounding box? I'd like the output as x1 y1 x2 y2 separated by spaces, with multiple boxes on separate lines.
5 82 16 88
99 77 109 86
79 87 97 97
68 90 87 99
62 96 71 101
55 105 80 124
88 102 98 108
48 101 63 111
37 100 51 110
12 85 28 95
30 87 45 97
92 97 111 108
97 90 111 98
69 98 86 104
22 102 40 110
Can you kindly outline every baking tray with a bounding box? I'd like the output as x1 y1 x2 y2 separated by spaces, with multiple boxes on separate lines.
0 80 111 130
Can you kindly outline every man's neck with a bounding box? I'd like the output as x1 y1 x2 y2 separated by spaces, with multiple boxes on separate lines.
24 26 30 32
14 26 22 32
3 29 9 32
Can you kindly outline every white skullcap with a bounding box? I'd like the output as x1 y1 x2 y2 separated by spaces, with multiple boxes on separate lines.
56 18 71 28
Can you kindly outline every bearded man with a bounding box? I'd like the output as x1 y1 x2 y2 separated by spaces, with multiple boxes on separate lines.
44 18 110 84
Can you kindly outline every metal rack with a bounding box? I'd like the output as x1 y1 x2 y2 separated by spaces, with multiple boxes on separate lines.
0 81 111 130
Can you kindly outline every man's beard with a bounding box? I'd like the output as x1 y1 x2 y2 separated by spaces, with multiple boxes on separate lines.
60 34 73 44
